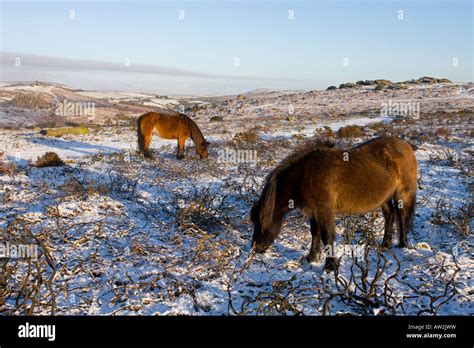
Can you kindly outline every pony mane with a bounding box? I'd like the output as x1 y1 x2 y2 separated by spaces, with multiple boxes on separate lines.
182 114 206 146
267 138 335 182
256 138 335 230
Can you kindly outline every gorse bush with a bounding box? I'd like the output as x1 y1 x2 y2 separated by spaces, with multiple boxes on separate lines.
33 152 66 168
337 125 363 138
233 130 259 143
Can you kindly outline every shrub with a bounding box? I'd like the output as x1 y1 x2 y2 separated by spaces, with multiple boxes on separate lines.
233 130 259 143
174 186 229 235
0 161 16 175
435 127 450 138
315 126 334 138
210 116 223 122
337 125 363 138
33 152 65 168
115 113 135 126
369 121 389 133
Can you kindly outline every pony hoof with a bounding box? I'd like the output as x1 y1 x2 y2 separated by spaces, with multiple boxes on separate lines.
306 253 321 264
177 155 185 160
142 151 153 159
398 242 410 249
324 258 338 272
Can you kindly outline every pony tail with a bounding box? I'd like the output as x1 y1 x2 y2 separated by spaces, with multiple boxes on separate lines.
260 177 278 230
137 115 145 154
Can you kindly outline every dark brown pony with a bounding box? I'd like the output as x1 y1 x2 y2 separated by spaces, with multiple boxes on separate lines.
250 137 418 271
137 111 209 159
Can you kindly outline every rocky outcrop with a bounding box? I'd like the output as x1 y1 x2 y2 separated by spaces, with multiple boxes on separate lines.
338 83 357 89
403 77 452 84
330 77 452 92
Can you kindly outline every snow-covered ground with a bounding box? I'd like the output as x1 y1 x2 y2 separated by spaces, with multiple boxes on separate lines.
0 83 472 316
0 115 390 164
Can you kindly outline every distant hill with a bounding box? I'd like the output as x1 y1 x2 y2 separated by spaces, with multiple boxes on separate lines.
0 82 170 128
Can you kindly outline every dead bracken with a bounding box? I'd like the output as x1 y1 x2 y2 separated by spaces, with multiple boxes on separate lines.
0 81 472 316
33 152 66 168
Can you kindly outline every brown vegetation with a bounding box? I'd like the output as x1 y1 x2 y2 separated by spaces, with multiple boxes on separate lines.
33 152 66 168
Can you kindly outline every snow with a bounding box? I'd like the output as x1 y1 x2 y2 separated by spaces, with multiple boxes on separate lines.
75 91 154 100
1 115 391 164
0 82 473 316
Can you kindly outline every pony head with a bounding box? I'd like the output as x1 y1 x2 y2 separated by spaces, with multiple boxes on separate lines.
197 140 210 159
250 195 280 253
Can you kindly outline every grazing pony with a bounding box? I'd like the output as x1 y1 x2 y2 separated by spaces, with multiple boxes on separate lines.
250 137 418 271
137 111 209 159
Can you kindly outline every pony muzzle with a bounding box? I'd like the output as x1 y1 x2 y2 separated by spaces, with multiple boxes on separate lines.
252 240 270 254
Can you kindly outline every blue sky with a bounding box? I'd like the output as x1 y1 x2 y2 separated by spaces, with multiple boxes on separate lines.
0 0 472 94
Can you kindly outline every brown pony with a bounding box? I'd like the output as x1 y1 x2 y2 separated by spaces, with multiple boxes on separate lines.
137 111 209 159
250 137 418 271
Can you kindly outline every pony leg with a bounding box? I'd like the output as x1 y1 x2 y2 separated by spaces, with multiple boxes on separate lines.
381 199 396 249
177 136 186 159
307 218 322 262
394 190 414 248
395 208 407 248
318 210 338 271
142 126 154 158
